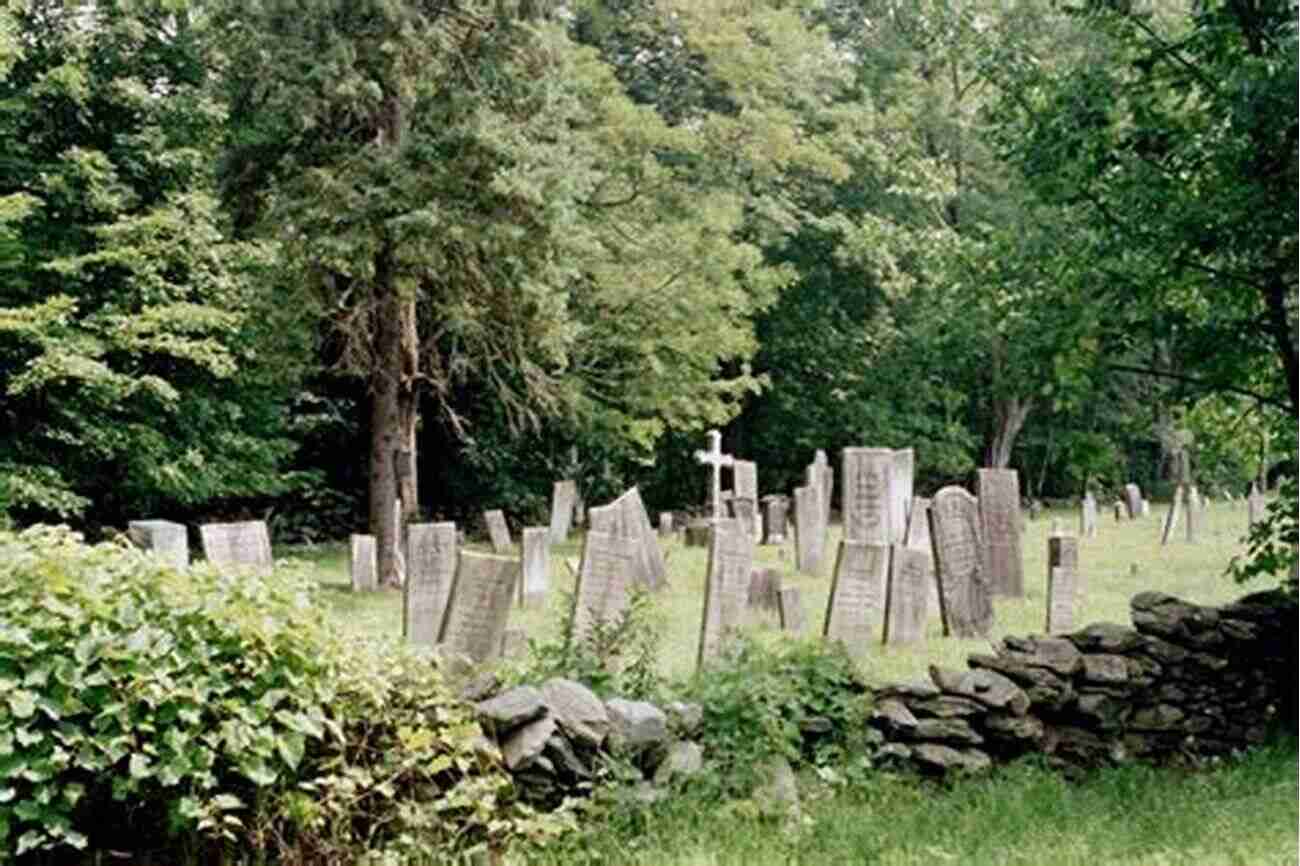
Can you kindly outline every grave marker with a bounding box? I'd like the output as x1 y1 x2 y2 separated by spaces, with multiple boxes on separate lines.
1046 533 1079 634
588 487 668 590
793 484 826 576
904 496 939 619
484 509 512 554
1185 486 1200 543
778 587 806 634
841 448 894 544
891 448 915 544
500 628 528 660
761 495 789 545
928 486 992 638
200 521 272 575
732 460 759 540
1124 484 1143 519
697 518 754 670
883 545 928 645
127 520 188 571
659 512 674 537
548 480 577 544
978 468 1023 597
350 534 377 592
747 566 782 615
806 450 834 528
520 527 550 609
405 522 457 647
1160 485 1183 546
1080 491 1098 538
570 529 639 639
823 540 889 656
439 551 519 664
694 430 735 520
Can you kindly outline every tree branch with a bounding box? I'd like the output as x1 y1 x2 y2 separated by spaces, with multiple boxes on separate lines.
1105 362 1290 412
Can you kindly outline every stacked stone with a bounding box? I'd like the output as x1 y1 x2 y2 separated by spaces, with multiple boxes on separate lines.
868 589 1295 775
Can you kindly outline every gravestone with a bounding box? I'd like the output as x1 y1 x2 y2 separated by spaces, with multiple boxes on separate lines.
904 496 939 619
778 587 806 634
978 468 1023 597
1079 492 1098 538
570 529 639 640
1123 484 1143 519
1140 498 1150 517
697 518 754 670
823 540 889 656
405 522 457 647
793 484 826 576
658 512 674 537
484 509 512 554
1247 483 1264 527
1160 485 1183 546
732 460 760 540
761 495 789 545
726 496 758 545
548 480 577 544
350 534 378 592
883 545 928 645
805 449 833 528
1046 533 1079 634
694 430 735 519
200 521 272 575
747 566 782 614
928 486 992 638
588 487 668 591
1185 486 1200 544
439 551 519 664
520 527 550 609
891 448 915 545
127 520 188 571
841 448 894 544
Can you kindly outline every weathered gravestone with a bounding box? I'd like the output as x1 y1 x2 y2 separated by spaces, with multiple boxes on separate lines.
1248 483 1265 527
777 587 806 634
570 529 639 640
697 519 754 670
658 512 674 537
1185 486 1200 543
1045 533 1079 634
793 484 827 576
977 468 1023 597
841 448 894 544
350 534 378 592
588 488 668 591
761 495 789 545
127 520 188 571
891 449 915 545
726 496 758 546
200 521 272 575
519 527 550 609
484 509 512 554
805 450 833 528
928 487 993 638
1079 491 1098 538
438 551 519 664
405 522 457 647
1124 484 1143 519
1160 485 1183 546
731 460 760 540
904 496 939 619
548 480 578 544
883 545 928 645
823 540 889 656
747 566 782 615
694 430 735 520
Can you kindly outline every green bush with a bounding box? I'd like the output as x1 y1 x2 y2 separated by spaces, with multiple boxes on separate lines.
0 526 570 864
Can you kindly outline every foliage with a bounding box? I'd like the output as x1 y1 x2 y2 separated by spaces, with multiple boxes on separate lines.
1228 475 1299 597
0 526 569 863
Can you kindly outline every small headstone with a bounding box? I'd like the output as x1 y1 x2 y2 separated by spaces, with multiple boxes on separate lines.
1185 486 1200 543
732 459 760 540
760 495 790 545
405 522 457 647
439 551 519 664
928 486 993 638
484 509 512 554
823 540 889 656
883 545 928 645
841 447 894 544
793 485 827 576
588 487 667 591
199 520 272 575
726 496 758 544
747 566 782 614
548 480 577 544
1159 485 1183 546
350 533 378 592
570 529 639 640
978 468 1023 597
697 518 754 670
1247 483 1265 527
1123 484 1142 519
904 496 939 619
658 512 674 537
694 429 735 520
777 587 806 634
1046 534 1079 634
127 520 188 571
806 449 833 529
519 527 550 609
1079 492 1097 538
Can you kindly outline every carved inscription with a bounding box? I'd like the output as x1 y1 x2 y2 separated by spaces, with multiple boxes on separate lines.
200 521 272 575
405 522 457 647
571 530 639 639
842 448 893 544
793 485 825 576
883 545 928 645
439 551 518 663
978 468 1023 597
697 519 755 670
929 487 992 638
823 540 889 656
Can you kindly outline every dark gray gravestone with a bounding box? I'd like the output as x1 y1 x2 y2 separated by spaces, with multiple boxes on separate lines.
904 496 939 620
570 529 639 640
891 448 915 545
823 540 889 657
793 485 826 576
761 495 789 545
349 534 377 592
977 468 1023 597
697 518 754 670
1124 484 1142 520
883 545 928 645
127 520 188 571
439 550 519 664
200 521 272 575
520 527 550 609
777 587 806 634
588 487 667 591
484 509 512 554
1046 534 1079 634
405 522 457 647
928 487 992 638
1160 485 1183 546
841 447 894 544
548 480 577 544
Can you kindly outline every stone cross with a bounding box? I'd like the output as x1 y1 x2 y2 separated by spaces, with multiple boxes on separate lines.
693 429 735 520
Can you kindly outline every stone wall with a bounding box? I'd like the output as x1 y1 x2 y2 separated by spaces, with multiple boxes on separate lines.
869 590 1297 774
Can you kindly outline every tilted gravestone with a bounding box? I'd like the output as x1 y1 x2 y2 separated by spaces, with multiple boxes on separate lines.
484 509 512 554
761 495 789 545
548 480 577 544
841 448 894 544
777 587 806 635
438 550 519 664
588 487 668 591
697 518 754 670
1123 484 1143 519
1079 491 1098 538
928 486 992 638
405 522 457 647
883 545 928 645
1046 533 1079 634
823 540 889 656
200 521 272 575
903 497 938 620
1185 486 1200 543
793 484 826 576
570 529 639 640
350 534 378 592
519 527 550 609
1160 485 1183 546
891 448 915 545
128 520 188 571
978 468 1023 597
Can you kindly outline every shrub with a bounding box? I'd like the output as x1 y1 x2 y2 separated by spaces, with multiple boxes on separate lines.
1228 474 1298 597
0 526 569 864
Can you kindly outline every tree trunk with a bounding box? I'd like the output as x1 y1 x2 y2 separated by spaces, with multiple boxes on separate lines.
985 396 1031 469
370 244 406 587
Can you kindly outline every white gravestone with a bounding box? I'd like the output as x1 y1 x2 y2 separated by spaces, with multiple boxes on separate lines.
588 488 667 591
883 545 928 645
484 509 512 554
778 587 806 634
793 484 826 576
904 497 939 620
548 480 577 544
127 520 188 571
694 430 735 520
841 448 894 544
978 468 1023 597
405 522 457 647
200 520 272 575
520 527 550 609
891 448 915 544
350 534 377 592
1046 533 1079 634
570 529 639 641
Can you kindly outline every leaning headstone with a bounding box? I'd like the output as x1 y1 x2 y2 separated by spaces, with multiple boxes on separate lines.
1123 484 1142 519
405 522 457 647
904 497 939 619
1046 534 1079 634
928 487 992 638
697 518 754 670
793 485 826 576
519 527 550 609
484 509 512 554
350 534 378 592
823 540 889 656
1247 483 1265 527
658 512 674 537
841 448 894 544
1184 486 1200 543
978 468 1023 597
127 520 188 571
438 550 519 664
1079 492 1098 538
694 429 735 520
891 448 915 544
1160 485 1183 546
883 545 928 645
588 487 668 591
200 520 272 575
777 587 806 634
570 529 639 640
548 480 577 544
760 495 790 545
